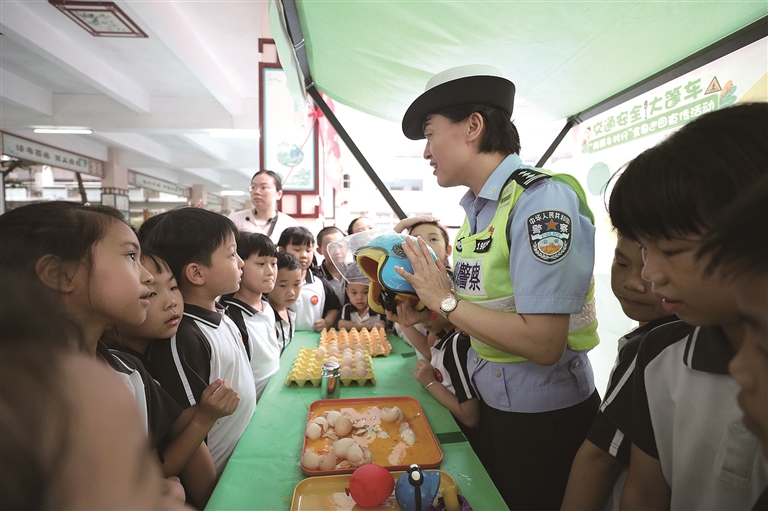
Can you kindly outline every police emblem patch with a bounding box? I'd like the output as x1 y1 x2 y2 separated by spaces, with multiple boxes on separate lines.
527 210 572 264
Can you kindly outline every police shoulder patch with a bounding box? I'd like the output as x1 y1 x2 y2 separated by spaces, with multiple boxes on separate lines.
526 210 572 264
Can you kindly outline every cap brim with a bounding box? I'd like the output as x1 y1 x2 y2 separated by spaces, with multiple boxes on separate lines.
402 75 515 140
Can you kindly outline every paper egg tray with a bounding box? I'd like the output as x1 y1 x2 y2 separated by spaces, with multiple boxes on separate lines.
319 327 392 357
285 347 376 387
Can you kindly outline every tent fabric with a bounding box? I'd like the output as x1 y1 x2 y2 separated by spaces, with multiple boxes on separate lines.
274 1 766 127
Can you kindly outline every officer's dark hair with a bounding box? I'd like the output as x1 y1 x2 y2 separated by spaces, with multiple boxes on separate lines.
609 102 768 241
238 232 277 261
317 225 344 247
0 201 126 279
699 174 768 277
143 207 239 283
433 103 521 155
277 226 315 249
250 170 283 192
276 251 302 272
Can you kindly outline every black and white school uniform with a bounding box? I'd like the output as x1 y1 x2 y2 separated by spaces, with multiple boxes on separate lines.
293 269 341 331
146 303 257 475
271 304 296 353
318 262 345 304
340 303 387 327
632 321 768 509
96 341 182 450
220 295 280 401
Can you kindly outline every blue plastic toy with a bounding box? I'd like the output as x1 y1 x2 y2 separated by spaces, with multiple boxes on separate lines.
395 464 441 511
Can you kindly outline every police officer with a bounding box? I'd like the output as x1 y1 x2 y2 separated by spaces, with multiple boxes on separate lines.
396 65 600 511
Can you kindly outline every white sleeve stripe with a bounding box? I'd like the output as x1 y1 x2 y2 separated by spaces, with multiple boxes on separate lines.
600 356 636 412
170 334 197 406
451 334 474 399
608 429 625 457
686 327 700 368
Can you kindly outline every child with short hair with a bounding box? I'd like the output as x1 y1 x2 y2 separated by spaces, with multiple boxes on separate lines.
338 262 387 331
277 226 341 332
561 234 675 510
316 226 346 303
608 103 768 509
269 252 302 349
143 207 257 476
701 176 768 509
220 233 281 401
109 248 240 507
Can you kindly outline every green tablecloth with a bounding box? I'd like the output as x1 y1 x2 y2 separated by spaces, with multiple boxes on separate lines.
206 331 508 510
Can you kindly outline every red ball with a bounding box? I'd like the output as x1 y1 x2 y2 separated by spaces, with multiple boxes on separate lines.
346 464 395 507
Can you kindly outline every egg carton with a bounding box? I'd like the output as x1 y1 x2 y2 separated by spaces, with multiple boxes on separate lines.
319 327 392 357
285 347 376 387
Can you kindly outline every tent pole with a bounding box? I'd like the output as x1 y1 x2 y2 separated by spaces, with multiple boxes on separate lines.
308 86 407 219
536 117 576 168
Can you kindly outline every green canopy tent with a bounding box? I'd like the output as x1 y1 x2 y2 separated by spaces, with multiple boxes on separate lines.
270 0 766 218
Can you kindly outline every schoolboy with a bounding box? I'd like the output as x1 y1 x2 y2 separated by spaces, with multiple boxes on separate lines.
561 234 675 510
109 249 240 507
143 207 257 476
269 252 302 350
277 226 341 331
608 103 768 509
316 226 346 303
338 262 387 330
220 233 281 401
701 176 768 510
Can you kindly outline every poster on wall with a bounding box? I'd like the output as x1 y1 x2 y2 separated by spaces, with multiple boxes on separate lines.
261 65 317 191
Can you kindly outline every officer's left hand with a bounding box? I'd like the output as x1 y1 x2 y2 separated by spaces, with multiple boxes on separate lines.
395 236 452 311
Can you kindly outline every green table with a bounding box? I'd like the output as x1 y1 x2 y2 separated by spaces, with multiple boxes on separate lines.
206 331 508 510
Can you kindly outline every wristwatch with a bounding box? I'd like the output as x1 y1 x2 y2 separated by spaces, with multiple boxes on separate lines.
438 292 459 319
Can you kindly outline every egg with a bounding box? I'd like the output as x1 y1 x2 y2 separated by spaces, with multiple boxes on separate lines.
399 427 417 446
328 346 339 356
306 422 322 440
381 406 404 423
346 443 364 463
341 354 354 367
354 352 365 363
333 437 356 459
340 342 351 351
353 343 364 352
355 364 368 378
310 416 329 432
326 355 338 365
318 452 337 471
340 366 353 379
323 410 341 426
334 414 353 437
301 448 320 470
315 346 327 358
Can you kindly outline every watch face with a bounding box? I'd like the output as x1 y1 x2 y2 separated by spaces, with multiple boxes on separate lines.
441 295 457 311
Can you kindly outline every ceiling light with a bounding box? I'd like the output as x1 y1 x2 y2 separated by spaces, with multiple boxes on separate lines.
220 190 247 196
208 129 260 140
34 128 93 135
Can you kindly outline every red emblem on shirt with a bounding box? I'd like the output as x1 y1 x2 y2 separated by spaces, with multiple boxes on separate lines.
311 295 319 305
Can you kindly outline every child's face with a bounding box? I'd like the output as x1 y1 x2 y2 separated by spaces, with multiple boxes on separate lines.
269 268 302 309
410 224 450 264
611 235 667 323
351 217 375 234
318 231 344 263
283 243 314 271
346 283 370 312
637 234 738 327
120 260 182 341
203 233 244 296
240 253 277 295
728 272 768 459
71 221 153 327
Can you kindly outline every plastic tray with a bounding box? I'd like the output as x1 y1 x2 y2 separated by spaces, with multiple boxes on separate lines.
290 470 456 511
301 397 443 476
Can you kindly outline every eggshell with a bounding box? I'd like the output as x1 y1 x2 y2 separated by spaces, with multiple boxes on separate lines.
346 443 364 463
400 427 417 446
306 422 322 440
333 437 357 459
301 448 320 470
341 354 354 367
340 366 354 379
323 410 341 426
355 364 368 378
318 453 337 471
335 414 353 437
315 346 327 358
310 416 329 432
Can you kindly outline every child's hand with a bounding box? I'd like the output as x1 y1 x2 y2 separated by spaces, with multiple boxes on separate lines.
198 378 239 424
312 318 327 332
386 299 430 328
394 215 440 233
372 320 386 329
411 359 437 388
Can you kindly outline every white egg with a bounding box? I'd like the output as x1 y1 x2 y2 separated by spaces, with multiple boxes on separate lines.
340 342 351 351
306 422 322 440
400 427 417 446
301 448 320 470
323 410 341 426
326 355 338 365
341 354 354 367
318 453 337 471
345 443 364 463
333 437 356 459
311 416 329 432
354 352 365 362
315 346 327 359
340 366 353 379
328 346 339 356
355 364 368 378
334 414 353 437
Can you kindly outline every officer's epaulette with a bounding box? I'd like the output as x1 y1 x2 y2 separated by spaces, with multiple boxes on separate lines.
510 168 550 189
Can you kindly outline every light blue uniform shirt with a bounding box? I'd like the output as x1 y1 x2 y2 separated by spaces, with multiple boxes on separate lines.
460 154 596 413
